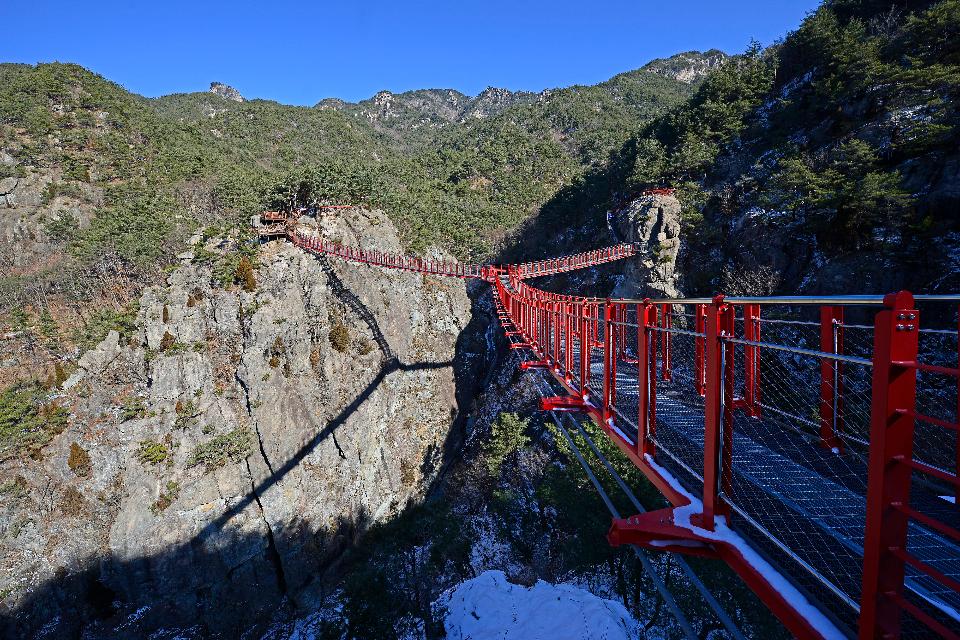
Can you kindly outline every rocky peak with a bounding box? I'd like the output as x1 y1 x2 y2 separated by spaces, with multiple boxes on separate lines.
372 90 394 108
210 81 244 102
465 86 534 120
642 50 728 84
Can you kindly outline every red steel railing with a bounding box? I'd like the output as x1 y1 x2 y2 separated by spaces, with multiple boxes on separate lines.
288 228 636 282
493 274 960 640
290 231 487 279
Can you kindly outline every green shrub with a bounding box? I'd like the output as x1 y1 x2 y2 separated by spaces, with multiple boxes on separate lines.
9 307 29 333
151 480 180 514
483 412 531 477
174 399 196 429
120 395 146 421
70 187 178 268
0 383 68 460
0 476 28 499
43 211 79 243
187 428 251 470
38 309 59 346
764 139 912 248
136 439 170 465
72 302 139 352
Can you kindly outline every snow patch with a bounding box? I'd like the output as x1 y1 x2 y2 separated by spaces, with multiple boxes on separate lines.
439 570 642 640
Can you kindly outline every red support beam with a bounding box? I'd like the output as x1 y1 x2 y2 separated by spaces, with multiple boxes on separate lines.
661 303 673 381
602 301 614 424
610 304 620 407
637 301 652 457
648 303 659 455
858 291 919 640
580 303 591 399
565 301 574 383
554 301 562 369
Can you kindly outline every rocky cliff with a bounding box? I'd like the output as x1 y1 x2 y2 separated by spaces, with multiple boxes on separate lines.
0 208 491 638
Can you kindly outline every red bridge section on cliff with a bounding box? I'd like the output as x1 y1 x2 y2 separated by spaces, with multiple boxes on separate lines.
266 215 960 640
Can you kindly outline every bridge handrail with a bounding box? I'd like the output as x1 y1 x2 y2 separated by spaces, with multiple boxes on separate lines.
493 281 960 639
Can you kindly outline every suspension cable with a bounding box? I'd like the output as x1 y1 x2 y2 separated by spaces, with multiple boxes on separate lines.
563 413 747 640
530 369 746 639
543 405 699 640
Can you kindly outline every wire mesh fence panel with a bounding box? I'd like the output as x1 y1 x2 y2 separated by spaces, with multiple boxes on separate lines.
648 325 708 492
723 339 869 625
915 330 959 478
609 306 642 444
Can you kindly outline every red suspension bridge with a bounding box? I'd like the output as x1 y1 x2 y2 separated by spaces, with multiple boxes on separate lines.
267 215 960 640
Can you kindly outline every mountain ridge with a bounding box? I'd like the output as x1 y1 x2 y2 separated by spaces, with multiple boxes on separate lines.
310 50 728 138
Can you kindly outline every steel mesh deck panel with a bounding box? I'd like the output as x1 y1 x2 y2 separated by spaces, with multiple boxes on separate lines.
649 362 960 633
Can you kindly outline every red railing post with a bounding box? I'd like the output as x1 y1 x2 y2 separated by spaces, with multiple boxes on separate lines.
744 304 762 417
820 305 845 450
580 303 591 399
858 291 919 640
603 300 614 424
695 304 707 396
661 303 673 381
697 296 734 531
637 301 654 456
550 300 563 369
648 303 659 454
610 304 619 407
565 301 574 383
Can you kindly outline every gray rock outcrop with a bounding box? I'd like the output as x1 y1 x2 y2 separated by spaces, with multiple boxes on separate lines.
0 208 489 637
611 193 682 299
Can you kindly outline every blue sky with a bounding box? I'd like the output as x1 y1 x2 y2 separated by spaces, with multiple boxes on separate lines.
3 1 821 105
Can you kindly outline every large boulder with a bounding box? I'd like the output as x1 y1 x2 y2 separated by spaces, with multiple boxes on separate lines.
611 193 682 299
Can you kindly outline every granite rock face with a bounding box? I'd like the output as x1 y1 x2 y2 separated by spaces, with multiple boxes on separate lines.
209 82 244 102
0 167 98 276
0 208 489 637
611 193 682 300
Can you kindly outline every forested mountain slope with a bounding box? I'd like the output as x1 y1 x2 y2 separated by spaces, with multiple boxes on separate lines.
523 0 960 298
